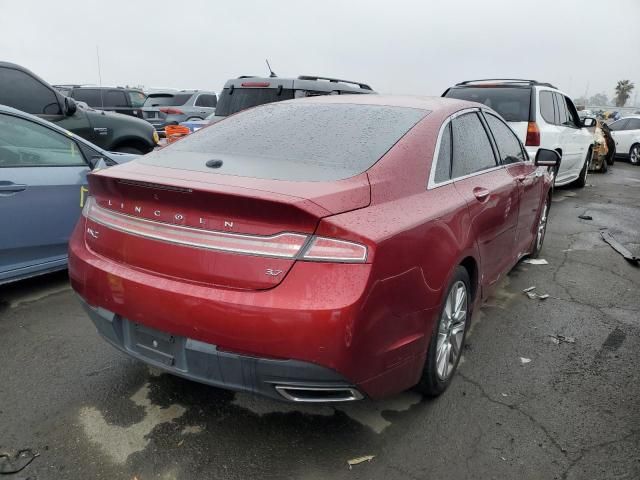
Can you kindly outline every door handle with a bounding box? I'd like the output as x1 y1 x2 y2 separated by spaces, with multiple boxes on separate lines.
0 183 28 193
472 187 490 201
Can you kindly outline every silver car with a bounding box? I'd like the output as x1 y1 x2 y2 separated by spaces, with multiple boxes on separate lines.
0 105 136 285
142 90 217 133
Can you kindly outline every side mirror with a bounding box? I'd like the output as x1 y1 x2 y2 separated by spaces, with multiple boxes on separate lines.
64 97 77 116
582 117 597 128
535 148 561 167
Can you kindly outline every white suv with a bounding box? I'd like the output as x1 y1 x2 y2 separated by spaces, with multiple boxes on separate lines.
444 79 595 187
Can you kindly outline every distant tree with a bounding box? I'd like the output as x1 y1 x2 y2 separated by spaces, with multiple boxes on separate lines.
614 80 634 107
588 93 609 106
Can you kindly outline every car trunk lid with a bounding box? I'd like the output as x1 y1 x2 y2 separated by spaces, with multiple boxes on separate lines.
83 162 370 290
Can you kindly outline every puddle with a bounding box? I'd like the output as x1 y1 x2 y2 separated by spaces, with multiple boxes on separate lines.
79 382 187 464
232 390 422 434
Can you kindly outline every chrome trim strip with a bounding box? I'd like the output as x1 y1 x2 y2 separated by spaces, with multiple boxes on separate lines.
274 385 364 403
85 198 308 258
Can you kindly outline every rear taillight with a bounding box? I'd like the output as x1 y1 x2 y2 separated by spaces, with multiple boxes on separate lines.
301 237 367 263
525 122 540 146
159 107 184 115
83 198 368 263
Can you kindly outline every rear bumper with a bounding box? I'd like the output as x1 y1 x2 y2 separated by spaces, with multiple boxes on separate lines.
81 298 361 402
69 220 436 400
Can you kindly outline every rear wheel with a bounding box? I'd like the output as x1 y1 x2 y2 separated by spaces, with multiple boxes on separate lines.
416 266 470 397
630 144 640 165
600 156 608 173
573 148 591 188
530 195 549 258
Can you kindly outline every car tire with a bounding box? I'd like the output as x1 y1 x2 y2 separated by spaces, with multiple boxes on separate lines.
530 194 550 258
573 147 591 188
415 266 471 397
630 144 640 165
606 146 616 165
114 145 144 155
600 158 608 173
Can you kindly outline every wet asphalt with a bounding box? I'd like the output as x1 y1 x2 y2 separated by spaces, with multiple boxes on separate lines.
1 162 639 480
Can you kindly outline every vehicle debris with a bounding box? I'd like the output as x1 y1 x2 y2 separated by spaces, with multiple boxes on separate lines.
522 259 549 265
347 455 375 469
600 230 640 265
0 449 39 474
549 334 576 345
578 214 593 220
522 286 549 300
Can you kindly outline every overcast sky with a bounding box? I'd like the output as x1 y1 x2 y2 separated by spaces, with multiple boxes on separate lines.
1 0 638 103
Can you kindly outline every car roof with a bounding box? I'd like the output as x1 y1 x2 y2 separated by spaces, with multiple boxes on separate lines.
278 94 486 117
0 104 110 154
147 90 216 95
222 75 374 93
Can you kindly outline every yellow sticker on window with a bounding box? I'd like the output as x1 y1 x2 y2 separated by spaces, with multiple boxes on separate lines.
80 185 89 207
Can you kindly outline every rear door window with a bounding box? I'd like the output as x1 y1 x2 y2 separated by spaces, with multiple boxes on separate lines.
0 67 61 115
128 91 147 108
539 91 556 124
626 118 640 130
434 123 452 183
195 94 217 107
484 113 526 164
215 88 295 116
608 119 628 131
451 112 497 178
71 89 102 107
444 87 531 122
141 103 428 181
104 90 129 107
144 93 192 107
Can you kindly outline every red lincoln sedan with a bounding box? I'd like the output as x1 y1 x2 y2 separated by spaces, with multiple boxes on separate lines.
69 95 559 402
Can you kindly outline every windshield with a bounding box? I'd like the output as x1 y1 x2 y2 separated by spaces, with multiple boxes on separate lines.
445 86 531 122
128 91 147 108
141 103 428 182
144 93 192 107
214 88 295 116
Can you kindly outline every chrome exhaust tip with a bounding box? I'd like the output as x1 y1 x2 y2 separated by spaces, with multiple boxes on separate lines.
274 385 364 403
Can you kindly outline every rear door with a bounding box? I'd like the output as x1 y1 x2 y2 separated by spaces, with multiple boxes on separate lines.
555 93 587 177
483 111 543 257
193 94 217 118
449 111 520 289
0 112 89 282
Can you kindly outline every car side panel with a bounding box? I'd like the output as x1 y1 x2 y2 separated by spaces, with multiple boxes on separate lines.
0 166 88 281
453 169 519 291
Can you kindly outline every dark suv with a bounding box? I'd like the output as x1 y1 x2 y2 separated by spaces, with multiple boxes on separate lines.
210 75 375 123
59 86 147 119
0 62 158 154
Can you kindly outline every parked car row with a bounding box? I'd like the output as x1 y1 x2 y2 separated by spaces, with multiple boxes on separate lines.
0 66 622 404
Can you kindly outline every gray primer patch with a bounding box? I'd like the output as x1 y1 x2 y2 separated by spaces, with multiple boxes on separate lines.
79 383 186 464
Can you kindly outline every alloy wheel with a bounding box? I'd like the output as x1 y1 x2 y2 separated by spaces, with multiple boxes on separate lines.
631 145 640 165
436 281 468 380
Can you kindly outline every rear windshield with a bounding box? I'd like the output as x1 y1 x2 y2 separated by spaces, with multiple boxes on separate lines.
444 86 531 122
141 103 428 181
144 93 192 107
215 88 295 116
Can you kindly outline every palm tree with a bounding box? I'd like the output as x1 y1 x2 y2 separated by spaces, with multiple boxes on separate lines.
614 80 634 107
